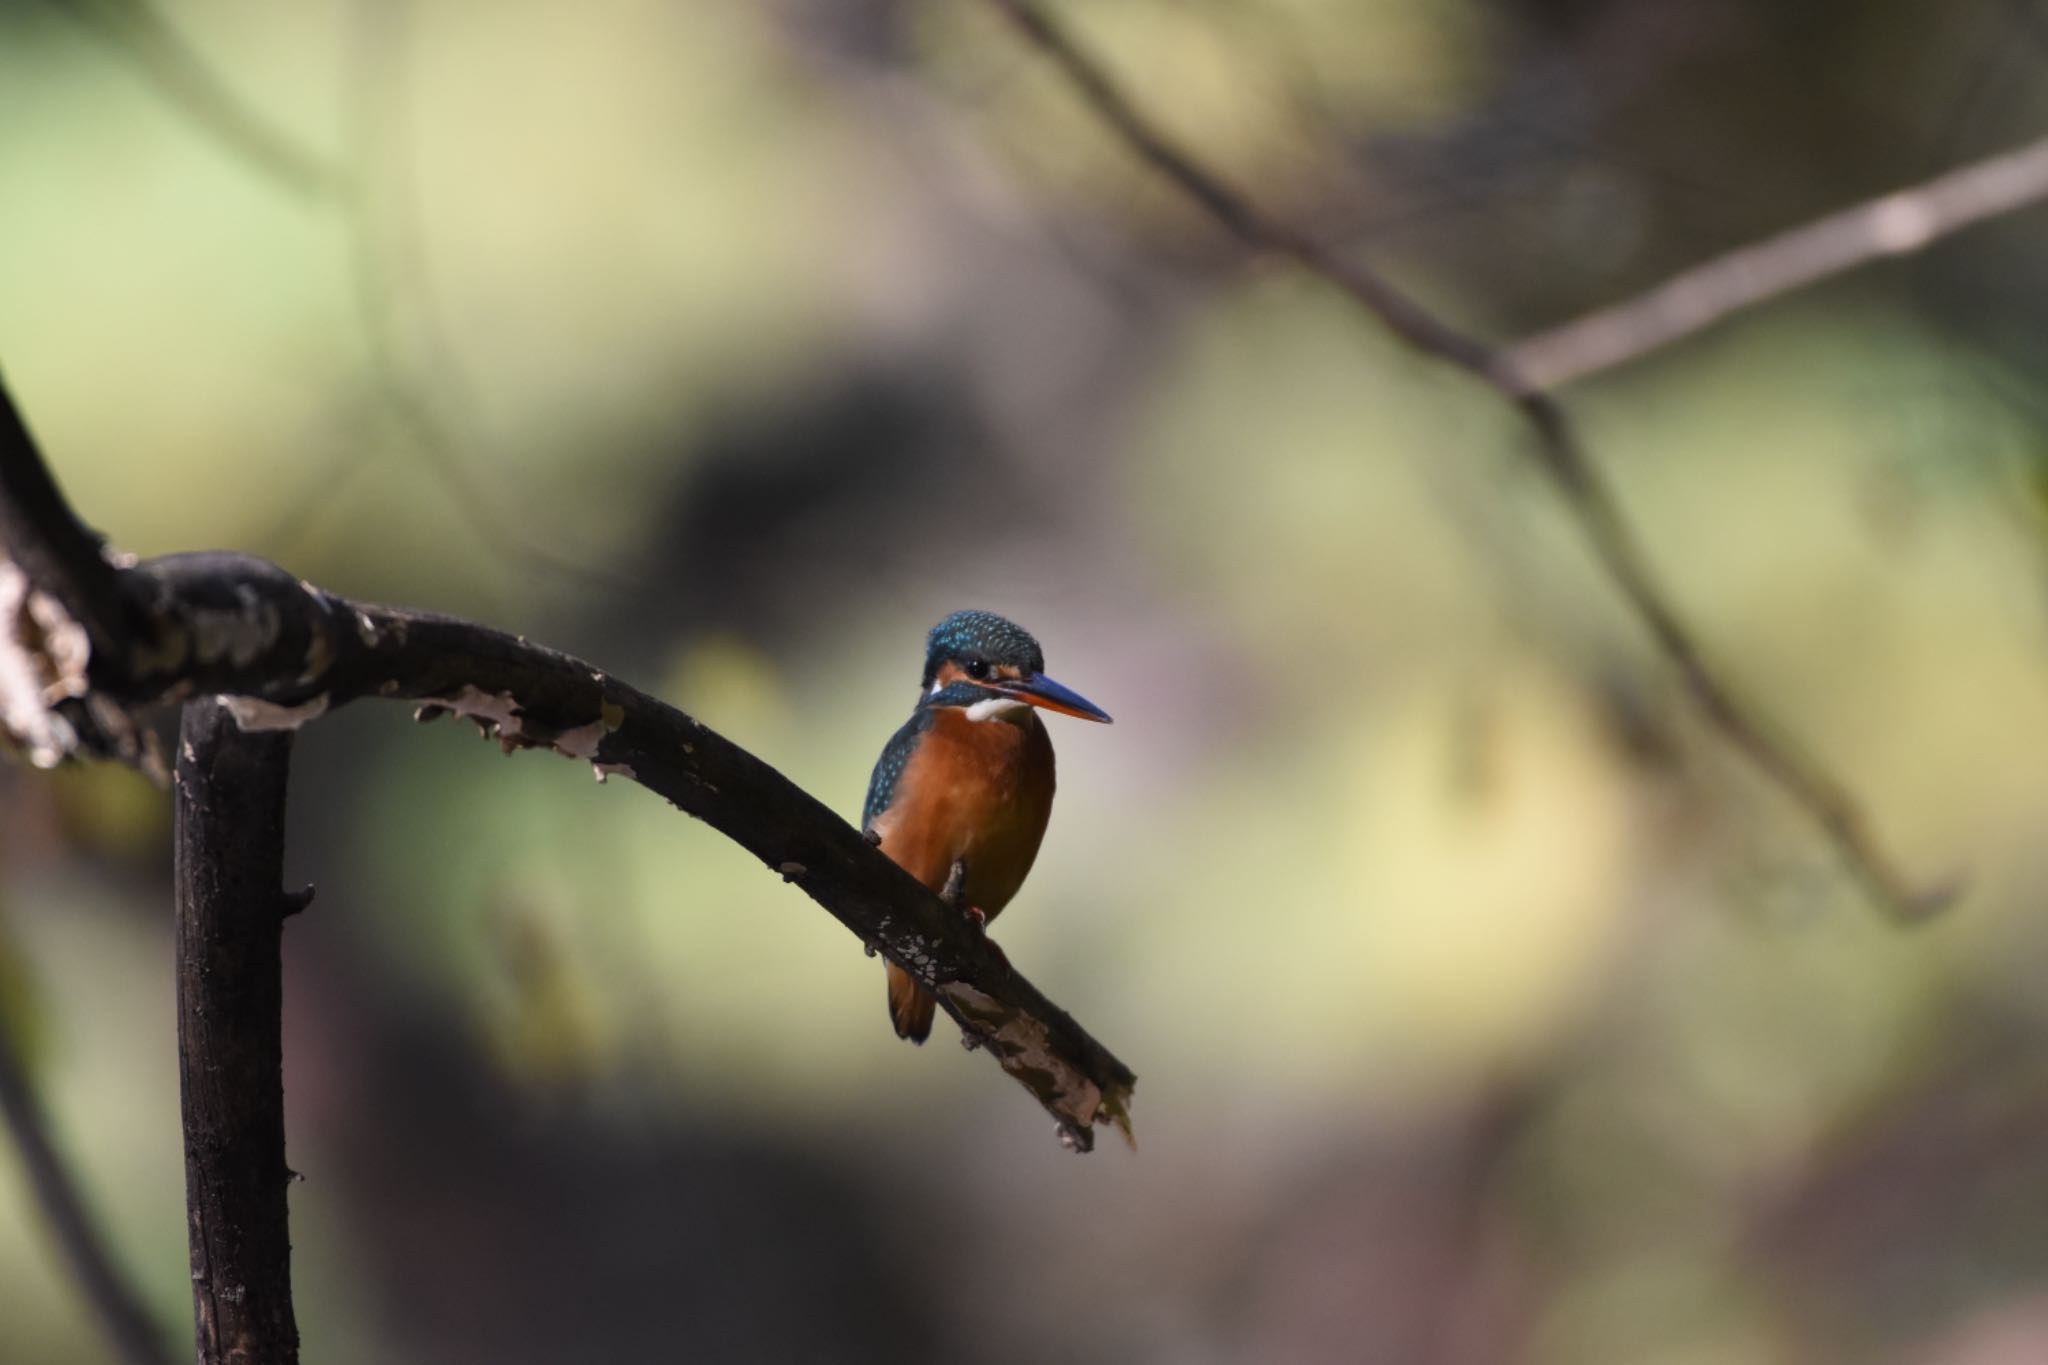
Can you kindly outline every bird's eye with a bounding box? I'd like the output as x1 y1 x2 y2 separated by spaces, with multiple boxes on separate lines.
965 659 989 680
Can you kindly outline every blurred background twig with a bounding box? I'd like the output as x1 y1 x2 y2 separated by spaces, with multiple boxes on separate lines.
1502 132 2048 390
0 1006 171 1365
43 0 344 201
983 0 1968 918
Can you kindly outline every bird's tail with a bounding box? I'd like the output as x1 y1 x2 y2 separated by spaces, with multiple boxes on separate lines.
886 962 935 1044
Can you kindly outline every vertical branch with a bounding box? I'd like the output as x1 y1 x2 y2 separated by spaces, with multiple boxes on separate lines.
174 700 302 1365
0 1009 172 1365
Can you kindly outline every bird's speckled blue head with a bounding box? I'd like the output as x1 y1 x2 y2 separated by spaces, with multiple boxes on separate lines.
911 609 1112 724
921 610 1045 688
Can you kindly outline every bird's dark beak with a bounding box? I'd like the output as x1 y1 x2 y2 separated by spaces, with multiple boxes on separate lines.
1001 672 1113 723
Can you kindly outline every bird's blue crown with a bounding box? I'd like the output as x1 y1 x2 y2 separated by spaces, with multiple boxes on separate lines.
921 609 1044 687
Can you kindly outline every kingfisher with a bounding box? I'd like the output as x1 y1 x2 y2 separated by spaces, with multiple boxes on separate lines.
862 610 1112 1043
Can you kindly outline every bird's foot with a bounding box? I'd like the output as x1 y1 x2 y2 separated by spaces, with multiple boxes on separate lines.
941 859 1007 968
961 910 1011 971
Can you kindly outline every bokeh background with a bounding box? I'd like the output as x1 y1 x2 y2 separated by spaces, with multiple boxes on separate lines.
6 1 2048 1361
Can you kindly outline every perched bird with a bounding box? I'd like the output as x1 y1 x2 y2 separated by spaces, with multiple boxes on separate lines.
862 610 1112 1042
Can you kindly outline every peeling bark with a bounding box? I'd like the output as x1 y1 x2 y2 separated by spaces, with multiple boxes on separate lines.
0 560 90 765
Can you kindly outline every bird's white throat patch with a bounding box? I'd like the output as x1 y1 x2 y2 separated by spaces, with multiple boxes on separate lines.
964 695 1031 723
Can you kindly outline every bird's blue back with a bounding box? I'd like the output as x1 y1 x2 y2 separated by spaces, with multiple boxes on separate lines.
862 682 1002 828
862 705 936 830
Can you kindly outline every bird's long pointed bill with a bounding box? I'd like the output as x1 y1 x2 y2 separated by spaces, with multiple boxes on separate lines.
1004 673 1113 723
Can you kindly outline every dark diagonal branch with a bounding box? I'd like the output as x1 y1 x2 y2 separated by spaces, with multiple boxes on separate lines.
0 373 1134 1149
175 701 301 1365
1500 133 2048 391
0 1010 174 1365
983 0 1949 919
0 383 143 663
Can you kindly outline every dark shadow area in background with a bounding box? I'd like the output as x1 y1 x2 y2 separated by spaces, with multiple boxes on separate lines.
607 359 1027 653
314 991 941 1365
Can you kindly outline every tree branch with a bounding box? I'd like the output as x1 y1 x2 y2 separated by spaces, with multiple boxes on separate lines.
174 699 301 1365
0 380 145 668
0 371 1134 1150
981 0 1951 919
0 1007 173 1365
1498 133 2048 392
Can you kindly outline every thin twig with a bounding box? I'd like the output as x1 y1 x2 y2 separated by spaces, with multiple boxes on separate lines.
319 0 640 593
0 1006 174 1365
50 0 345 201
50 0 633 592
1500 133 2048 391
982 0 1951 918
983 0 1495 374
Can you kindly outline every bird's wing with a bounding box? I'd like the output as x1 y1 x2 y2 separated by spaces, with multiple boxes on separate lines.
862 706 935 830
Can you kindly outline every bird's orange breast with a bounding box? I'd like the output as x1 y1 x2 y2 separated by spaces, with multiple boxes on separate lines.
869 706 1057 918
